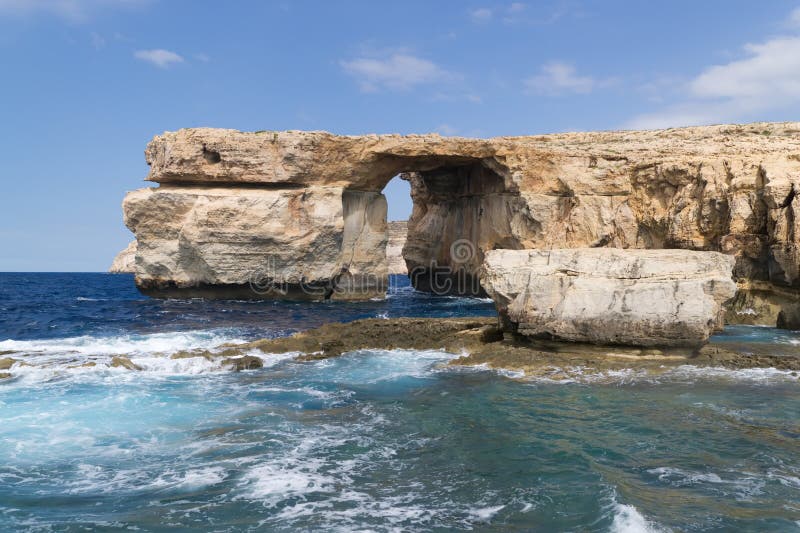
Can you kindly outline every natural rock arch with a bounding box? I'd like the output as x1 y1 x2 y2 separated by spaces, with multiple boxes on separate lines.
123 123 800 327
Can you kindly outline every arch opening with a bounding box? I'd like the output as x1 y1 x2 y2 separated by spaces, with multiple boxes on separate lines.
369 158 523 297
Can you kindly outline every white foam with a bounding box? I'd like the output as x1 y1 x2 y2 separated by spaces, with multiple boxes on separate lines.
0 329 247 358
63 464 228 495
648 467 724 485
647 466 776 502
469 505 505 522
0 329 261 381
662 365 799 383
240 462 335 506
610 503 662 533
509 364 800 386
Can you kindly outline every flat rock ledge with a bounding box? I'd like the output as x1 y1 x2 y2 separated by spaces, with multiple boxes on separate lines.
171 317 800 379
481 248 737 348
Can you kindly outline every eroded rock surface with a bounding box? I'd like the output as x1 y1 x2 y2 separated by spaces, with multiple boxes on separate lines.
171 317 800 378
481 249 737 347
124 185 386 299
387 221 408 275
123 123 800 322
109 240 137 273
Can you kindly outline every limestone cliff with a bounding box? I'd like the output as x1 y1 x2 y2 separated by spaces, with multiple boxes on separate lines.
481 249 737 347
122 123 800 325
109 241 137 273
387 221 408 275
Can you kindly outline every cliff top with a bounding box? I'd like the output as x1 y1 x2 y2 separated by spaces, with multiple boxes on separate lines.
142 121 800 191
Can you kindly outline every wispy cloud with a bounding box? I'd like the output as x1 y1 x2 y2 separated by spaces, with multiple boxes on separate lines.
503 2 527 23
790 6 800 27
469 2 578 26
469 7 493 23
435 124 459 136
341 52 458 92
134 49 184 69
628 9 800 129
525 62 602 95
470 3 528 24
0 0 149 21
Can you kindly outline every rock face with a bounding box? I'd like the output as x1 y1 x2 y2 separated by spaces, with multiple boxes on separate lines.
122 123 800 324
123 185 386 299
481 249 737 347
109 241 137 273
387 221 408 275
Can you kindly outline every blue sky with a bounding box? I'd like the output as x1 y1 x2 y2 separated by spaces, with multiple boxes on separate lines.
2 0 800 271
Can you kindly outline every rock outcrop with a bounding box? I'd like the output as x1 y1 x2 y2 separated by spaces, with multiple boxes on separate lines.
481 249 737 347
387 221 408 275
109 240 137 273
173 317 800 376
122 123 800 326
123 185 386 299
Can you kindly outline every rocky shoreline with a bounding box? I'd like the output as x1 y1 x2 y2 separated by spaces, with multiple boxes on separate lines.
3 317 799 381
177 317 800 378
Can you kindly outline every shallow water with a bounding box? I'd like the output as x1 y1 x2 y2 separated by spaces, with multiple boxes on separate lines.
1 274 799 531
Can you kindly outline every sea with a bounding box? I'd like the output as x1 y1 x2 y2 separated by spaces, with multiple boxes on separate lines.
0 273 798 532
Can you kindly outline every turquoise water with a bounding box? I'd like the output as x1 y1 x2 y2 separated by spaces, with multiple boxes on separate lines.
1 274 799 531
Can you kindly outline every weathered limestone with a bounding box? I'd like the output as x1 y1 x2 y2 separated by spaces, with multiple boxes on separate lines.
122 123 800 323
481 249 737 347
387 221 408 275
109 240 137 273
123 185 386 299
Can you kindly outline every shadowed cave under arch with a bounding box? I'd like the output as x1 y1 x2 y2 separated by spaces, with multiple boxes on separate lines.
346 156 527 297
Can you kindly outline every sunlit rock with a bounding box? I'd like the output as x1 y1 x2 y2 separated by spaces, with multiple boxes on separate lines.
481 248 737 347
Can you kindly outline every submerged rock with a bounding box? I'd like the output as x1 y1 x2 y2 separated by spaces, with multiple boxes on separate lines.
481 249 737 348
221 355 263 371
0 372 11 380
110 356 142 371
0 357 17 370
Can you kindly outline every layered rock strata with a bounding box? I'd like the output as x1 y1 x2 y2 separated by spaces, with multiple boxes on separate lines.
481 249 737 347
122 123 800 325
123 185 386 299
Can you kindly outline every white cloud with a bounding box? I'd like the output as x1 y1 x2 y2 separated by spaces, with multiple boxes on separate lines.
790 7 800 27
525 62 597 95
341 53 456 92
435 124 459 136
0 0 148 21
469 7 492 22
471 3 531 24
134 49 184 69
628 28 800 129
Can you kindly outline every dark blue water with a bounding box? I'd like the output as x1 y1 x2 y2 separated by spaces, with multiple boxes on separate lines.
0 273 494 341
0 273 799 532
